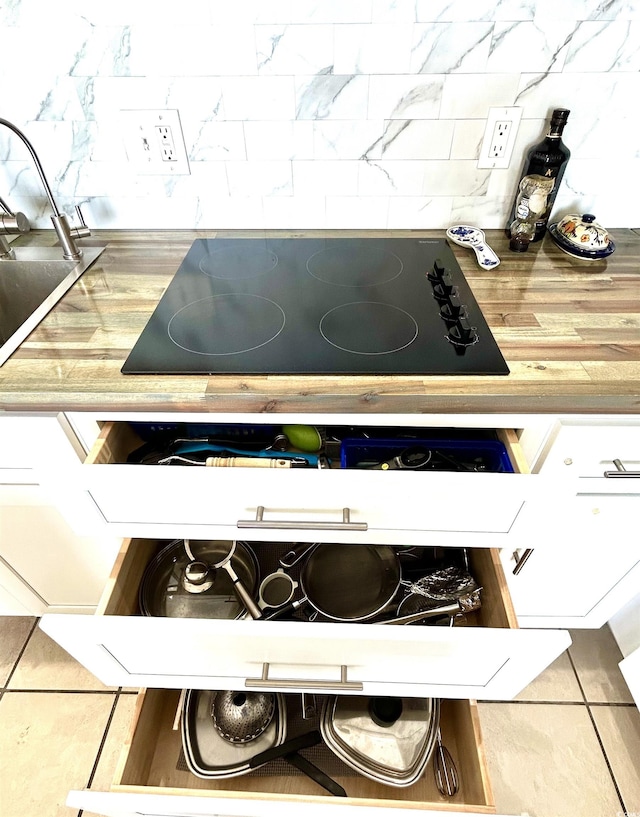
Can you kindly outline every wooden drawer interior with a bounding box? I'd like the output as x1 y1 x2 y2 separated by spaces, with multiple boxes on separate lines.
98 538 517 631
87 421 523 473
113 688 495 813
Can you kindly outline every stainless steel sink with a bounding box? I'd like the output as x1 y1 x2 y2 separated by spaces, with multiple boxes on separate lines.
0 245 105 366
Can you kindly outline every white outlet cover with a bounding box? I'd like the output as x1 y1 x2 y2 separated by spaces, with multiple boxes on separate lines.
477 106 523 170
120 109 191 175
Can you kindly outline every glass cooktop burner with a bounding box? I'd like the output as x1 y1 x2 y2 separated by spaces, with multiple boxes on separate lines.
122 237 509 376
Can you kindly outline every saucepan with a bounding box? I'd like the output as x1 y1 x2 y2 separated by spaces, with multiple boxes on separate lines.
264 543 402 622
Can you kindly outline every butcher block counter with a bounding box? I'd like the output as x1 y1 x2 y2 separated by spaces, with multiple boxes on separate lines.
1 227 639 415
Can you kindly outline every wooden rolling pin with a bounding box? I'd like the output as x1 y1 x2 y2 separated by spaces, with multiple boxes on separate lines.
205 456 292 468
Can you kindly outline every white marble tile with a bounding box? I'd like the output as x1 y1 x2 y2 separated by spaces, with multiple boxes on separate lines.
244 121 314 160
410 23 493 74
450 119 485 160
451 195 511 228
367 75 443 120
358 160 429 196
256 24 334 75
226 160 293 196
94 195 201 229
334 23 414 73
325 195 389 228
487 20 576 73
368 119 455 160
262 195 326 228
295 74 369 120
313 120 385 160
416 0 535 22
290 1 373 24
127 25 258 76
516 72 638 121
386 196 453 228
292 160 360 195
195 195 265 229
371 0 417 22
440 74 520 118
222 76 296 121
423 161 491 196
188 121 247 161
535 0 640 21
564 21 640 72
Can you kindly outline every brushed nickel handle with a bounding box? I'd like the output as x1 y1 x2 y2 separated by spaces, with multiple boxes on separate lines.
604 459 640 478
245 662 363 692
512 548 534 575
237 506 368 532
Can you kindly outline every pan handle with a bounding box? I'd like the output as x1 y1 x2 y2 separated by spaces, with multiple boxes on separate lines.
245 662 363 692
237 506 368 532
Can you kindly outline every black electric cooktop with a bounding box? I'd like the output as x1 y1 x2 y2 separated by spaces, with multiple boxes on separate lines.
122 237 509 376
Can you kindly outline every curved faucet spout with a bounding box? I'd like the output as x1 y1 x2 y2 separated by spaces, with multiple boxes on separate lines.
0 117 91 260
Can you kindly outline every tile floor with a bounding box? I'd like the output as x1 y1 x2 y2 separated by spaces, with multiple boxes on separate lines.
0 618 639 817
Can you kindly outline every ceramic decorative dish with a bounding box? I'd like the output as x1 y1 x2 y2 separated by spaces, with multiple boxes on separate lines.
548 214 615 260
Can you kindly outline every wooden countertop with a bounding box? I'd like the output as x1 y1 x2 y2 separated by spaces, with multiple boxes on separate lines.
1 228 639 415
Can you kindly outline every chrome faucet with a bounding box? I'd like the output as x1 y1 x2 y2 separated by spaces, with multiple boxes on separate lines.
0 192 30 258
0 117 91 261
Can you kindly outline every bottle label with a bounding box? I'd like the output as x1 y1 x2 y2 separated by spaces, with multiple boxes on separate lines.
515 198 530 219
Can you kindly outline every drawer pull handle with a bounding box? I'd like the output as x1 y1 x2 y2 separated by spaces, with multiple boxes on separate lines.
513 548 534 575
604 459 640 478
245 662 363 692
237 506 368 532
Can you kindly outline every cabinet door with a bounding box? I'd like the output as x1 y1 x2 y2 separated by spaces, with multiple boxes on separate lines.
0 485 119 611
504 421 640 627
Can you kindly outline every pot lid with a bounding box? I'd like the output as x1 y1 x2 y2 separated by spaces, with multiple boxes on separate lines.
549 214 615 260
139 539 259 619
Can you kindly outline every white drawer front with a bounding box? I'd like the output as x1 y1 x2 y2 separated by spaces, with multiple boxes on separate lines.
40 614 569 701
74 463 556 547
538 422 640 495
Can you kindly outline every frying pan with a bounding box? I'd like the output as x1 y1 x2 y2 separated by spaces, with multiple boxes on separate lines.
265 544 401 622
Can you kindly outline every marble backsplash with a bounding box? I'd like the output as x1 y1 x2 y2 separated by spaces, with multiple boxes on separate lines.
1 0 638 231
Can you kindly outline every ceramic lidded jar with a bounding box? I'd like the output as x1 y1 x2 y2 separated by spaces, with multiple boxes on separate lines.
549 213 615 260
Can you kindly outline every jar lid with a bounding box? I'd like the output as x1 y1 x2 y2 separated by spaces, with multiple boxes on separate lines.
549 214 615 260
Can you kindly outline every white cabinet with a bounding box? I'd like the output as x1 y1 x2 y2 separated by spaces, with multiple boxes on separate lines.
0 413 121 613
501 420 640 628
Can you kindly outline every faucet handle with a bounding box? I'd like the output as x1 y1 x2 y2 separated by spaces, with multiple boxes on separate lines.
70 204 91 239
0 211 31 235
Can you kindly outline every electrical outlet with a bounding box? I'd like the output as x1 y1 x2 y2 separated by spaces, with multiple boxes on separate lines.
120 110 190 175
477 107 523 170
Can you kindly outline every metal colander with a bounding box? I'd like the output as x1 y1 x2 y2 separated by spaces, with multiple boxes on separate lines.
211 690 276 744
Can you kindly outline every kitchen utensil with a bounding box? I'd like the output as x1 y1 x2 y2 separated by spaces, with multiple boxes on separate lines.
278 542 319 569
446 226 500 269
399 567 479 604
548 213 615 260
321 695 439 787
139 539 259 620
185 539 262 619
212 690 276 743
433 726 459 796
265 544 401 622
258 569 298 610
181 689 287 779
380 589 482 625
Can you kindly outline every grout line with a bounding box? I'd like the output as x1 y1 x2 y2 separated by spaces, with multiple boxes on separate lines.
2 617 39 691
586 702 629 817
84 690 121 790
3 688 119 694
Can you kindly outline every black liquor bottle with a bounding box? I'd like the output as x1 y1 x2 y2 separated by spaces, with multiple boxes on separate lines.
507 108 571 242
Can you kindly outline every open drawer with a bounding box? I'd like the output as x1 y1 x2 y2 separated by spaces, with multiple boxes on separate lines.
65 421 559 547
40 539 570 700
67 689 497 817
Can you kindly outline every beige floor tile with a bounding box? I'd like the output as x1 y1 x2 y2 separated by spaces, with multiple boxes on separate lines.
0 691 115 817
0 616 36 687
90 693 139 791
8 627 116 691
478 702 621 817
591 705 640 814
569 626 634 704
514 651 583 702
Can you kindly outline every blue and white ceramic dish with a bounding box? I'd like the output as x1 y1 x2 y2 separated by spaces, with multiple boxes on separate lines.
548 214 615 261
